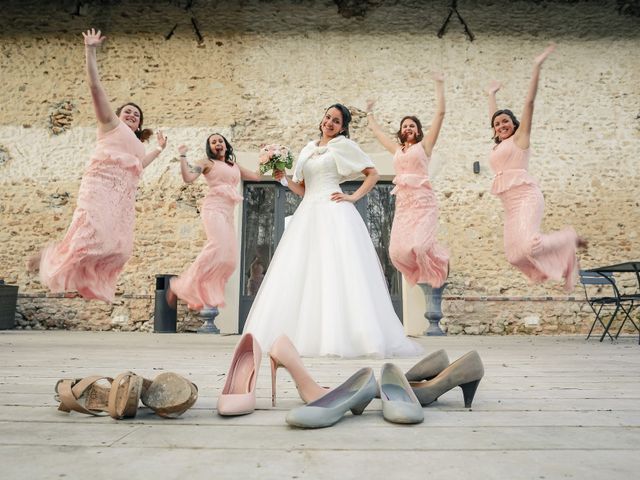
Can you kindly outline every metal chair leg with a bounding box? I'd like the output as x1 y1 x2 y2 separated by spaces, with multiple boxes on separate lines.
613 305 639 339
599 304 620 342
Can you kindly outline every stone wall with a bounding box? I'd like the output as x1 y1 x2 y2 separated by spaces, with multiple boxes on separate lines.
1 0 639 334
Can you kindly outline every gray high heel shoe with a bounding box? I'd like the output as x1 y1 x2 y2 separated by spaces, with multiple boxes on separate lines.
410 351 484 408
286 367 377 429
380 363 423 424
374 349 450 400
405 349 450 382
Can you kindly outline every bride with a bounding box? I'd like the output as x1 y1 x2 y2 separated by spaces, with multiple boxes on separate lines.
243 103 422 358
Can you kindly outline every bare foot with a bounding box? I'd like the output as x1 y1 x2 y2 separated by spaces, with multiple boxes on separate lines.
577 237 589 249
26 253 41 274
166 286 177 310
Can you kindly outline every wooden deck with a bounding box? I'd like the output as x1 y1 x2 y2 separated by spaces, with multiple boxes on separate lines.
0 331 638 479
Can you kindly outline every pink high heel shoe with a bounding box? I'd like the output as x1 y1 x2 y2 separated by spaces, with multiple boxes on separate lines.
217 333 261 416
269 335 328 406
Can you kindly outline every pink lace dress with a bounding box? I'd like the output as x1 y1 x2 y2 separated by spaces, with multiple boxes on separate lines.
39 121 145 302
389 144 449 287
170 161 243 310
489 137 578 291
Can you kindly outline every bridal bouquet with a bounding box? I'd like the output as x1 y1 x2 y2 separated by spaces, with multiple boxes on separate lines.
258 144 294 186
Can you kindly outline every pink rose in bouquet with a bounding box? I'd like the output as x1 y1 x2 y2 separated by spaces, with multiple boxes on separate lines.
258 144 294 186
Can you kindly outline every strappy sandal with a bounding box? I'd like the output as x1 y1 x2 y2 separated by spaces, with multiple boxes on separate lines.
55 373 143 419
107 372 144 420
55 376 114 416
140 372 198 418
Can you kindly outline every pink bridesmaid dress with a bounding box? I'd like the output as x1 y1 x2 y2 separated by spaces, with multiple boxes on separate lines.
489 136 578 291
389 143 449 288
170 162 243 310
39 121 145 302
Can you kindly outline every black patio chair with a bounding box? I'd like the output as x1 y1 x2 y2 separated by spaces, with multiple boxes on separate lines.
580 270 639 343
614 291 640 344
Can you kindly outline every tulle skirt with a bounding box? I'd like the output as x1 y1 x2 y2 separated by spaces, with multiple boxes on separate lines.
243 195 423 358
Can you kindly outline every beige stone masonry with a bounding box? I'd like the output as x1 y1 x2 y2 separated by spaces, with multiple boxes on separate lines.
1 0 638 333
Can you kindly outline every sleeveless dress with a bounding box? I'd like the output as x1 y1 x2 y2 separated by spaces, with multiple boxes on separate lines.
170 161 243 310
243 136 423 358
389 143 449 287
39 121 145 302
489 137 578 292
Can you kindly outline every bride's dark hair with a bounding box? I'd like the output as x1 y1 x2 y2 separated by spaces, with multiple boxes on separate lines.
319 103 352 138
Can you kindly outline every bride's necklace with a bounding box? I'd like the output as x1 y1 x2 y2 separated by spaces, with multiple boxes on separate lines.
403 142 414 151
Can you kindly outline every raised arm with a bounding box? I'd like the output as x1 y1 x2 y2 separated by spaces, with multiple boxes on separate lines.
514 43 556 150
82 29 118 134
238 164 262 182
486 80 502 119
141 130 167 168
422 72 446 157
365 100 398 154
178 145 203 183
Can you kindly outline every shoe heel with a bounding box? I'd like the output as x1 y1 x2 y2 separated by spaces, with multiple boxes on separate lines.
269 355 278 407
460 379 481 408
350 397 372 416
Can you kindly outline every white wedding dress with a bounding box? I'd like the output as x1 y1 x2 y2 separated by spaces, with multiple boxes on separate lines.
243 136 423 358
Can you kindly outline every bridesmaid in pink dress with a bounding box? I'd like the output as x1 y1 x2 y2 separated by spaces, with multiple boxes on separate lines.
366 73 449 288
486 44 586 292
28 29 167 302
168 135 261 310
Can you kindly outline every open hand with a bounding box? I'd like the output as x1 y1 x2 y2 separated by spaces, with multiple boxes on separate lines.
431 71 445 83
486 80 502 95
82 28 106 48
156 130 167 150
330 192 355 203
365 99 376 114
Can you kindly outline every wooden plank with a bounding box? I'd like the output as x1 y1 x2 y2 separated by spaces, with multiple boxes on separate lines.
0 446 636 480
1 331 639 479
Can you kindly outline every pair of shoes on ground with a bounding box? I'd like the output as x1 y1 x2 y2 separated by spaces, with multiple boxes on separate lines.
55 371 198 420
217 333 484 427
287 349 485 429
406 349 484 408
217 333 328 416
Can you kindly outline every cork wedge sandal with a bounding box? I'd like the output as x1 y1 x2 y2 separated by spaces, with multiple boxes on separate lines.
140 372 198 418
107 372 144 420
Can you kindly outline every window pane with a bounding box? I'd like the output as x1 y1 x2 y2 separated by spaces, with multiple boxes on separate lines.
364 184 400 296
241 185 276 296
284 190 302 217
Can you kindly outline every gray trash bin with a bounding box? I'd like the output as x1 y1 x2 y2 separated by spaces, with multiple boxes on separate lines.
154 274 176 333
0 282 19 330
